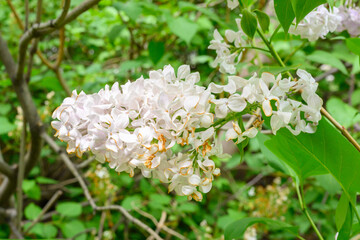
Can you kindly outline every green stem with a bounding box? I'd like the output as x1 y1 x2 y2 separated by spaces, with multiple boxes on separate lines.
257 29 284 67
284 40 307 64
237 114 245 132
269 24 281 44
295 184 324 240
242 46 270 53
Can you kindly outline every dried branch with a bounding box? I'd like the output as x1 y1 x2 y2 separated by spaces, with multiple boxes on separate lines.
24 190 63 234
0 0 101 206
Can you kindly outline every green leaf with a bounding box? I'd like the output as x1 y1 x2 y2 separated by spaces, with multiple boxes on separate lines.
256 133 293 175
335 193 349 231
148 41 165 64
56 202 82 218
265 118 360 216
36 176 58 184
24 203 42 220
326 97 360 128
168 17 198 44
26 223 58 239
274 0 295 33
0 104 11 115
338 203 353 240
290 0 326 25
351 89 360 106
22 180 41 200
225 217 298 240
121 195 142 210
307 50 348 74
241 9 257 39
346 38 360 55
108 25 124 44
0 116 16 135
60 220 86 240
114 2 142 21
235 138 249 163
314 174 341 195
254 10 270 33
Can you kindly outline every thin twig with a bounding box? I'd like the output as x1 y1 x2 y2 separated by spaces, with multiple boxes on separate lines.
148 211 167 240
321 108 360 151
25 0 29 31
315 63 352 82
24 190 63 234
133 205 187 240
68 228 95 240
0 0 101 206
348 74 355 105
97 208 107 239
9 221 24 239
76 156 95 169
25 0 43 83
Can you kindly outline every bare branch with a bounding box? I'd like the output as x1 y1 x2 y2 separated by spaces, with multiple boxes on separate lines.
24 190 63 234
6 0 24 29
55 68 72 96
9 221 24 239
16 118 27 229
133 205 187 240
0 0 101 206
16 0 100 85
0 34 16 80
54 0 71 28
25 0 29 31
0 147 14 179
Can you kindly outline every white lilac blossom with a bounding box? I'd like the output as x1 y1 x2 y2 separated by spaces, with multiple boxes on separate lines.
52 65 322 201
289 5 342 41
208 19 247 74
336 6 360 36
52 65 221 201
209 69 322 138
227 0 239 10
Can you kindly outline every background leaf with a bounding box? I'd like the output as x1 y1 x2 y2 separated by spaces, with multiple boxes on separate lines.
56 202 82 218
168 17 198 44
307 50 348 74
24 203 42 220
225 217 298 240
326 97 360 128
